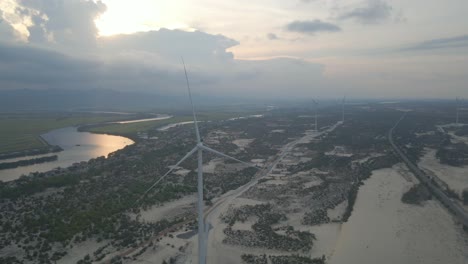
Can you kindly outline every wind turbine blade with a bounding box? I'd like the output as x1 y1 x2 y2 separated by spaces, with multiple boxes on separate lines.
182 58 201 143
135 146 198 204
199 145 259 168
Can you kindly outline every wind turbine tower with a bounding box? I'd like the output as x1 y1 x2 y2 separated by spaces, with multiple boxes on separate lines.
456 97 460 125
341 96 346 123
139 61 258 264
312 99 318 132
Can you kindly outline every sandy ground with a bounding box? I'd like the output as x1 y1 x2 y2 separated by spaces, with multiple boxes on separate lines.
448 131 468 145
137 195 196 223
134 229 196 264
202 158 223 174
232 139 254 150
57 239 108 264
418 148 468 196
206 197 275 264
329 165 468 264
327 200 348 222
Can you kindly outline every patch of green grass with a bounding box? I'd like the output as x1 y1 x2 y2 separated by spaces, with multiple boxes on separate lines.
84 111 260 136
86 116 193 135
0 114 123 154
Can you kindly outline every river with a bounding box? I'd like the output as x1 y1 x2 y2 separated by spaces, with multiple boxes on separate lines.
0 127 134 182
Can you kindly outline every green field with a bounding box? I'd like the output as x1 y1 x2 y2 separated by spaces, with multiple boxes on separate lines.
0 111 261 154
84 111 256 135
0 114 124 154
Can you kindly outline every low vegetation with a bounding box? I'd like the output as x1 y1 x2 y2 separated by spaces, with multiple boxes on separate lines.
401 184 432 205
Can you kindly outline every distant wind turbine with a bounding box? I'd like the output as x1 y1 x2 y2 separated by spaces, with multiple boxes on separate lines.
456 97 460 125
312 99 318 132
138 60 258 264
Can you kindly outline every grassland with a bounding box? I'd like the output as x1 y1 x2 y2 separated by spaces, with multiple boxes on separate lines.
83 111 258 136
0 110 262 154
0 113 124 154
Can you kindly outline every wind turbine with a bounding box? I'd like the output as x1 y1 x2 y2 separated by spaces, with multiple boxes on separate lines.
312 99 318 132
456 97 460 125
139 60 258 264
341 96 346 123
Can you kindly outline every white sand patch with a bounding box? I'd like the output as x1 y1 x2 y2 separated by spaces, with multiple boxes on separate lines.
415 131 436 137
265 179 288 185
311 168 330 175
448 131 468 145
138 195 196 223
232 138 254 149
274 211 343 259
206 198 267 264
229 197 265 207
251 159 265 163
57 239 107 264
271 129 285 133
308 223 343 259
135 230 196 264
304 178 323 188
251 159 265 167
418 148 468 196
352 153 385 165
174 168 191 176
329 165 468 264
158 121 198 131
325 146 353 157
203 158 223 174
232 219 255 231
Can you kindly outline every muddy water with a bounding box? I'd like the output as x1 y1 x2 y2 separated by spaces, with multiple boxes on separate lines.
0 127 133 181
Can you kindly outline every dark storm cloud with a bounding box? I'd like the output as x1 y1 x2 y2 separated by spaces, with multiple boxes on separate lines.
286 20 341 34
401 35 468 51
337 0 393 24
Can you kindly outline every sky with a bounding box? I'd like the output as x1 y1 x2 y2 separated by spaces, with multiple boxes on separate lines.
0 0 467 99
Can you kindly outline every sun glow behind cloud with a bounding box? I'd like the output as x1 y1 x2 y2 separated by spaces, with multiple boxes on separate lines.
96 0 195 36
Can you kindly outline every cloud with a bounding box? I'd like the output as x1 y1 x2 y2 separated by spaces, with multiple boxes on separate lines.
401 35 468 51
286 20 341 34
337 0 393 24
100 29 239 64
0 28 326 98
0 10 17 41
267 33 279 40
15 0 106 48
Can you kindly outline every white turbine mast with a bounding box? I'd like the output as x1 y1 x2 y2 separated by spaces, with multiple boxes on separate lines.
341 96 346 123
138 59 258 264
456 97 460 125
312 99 318 132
